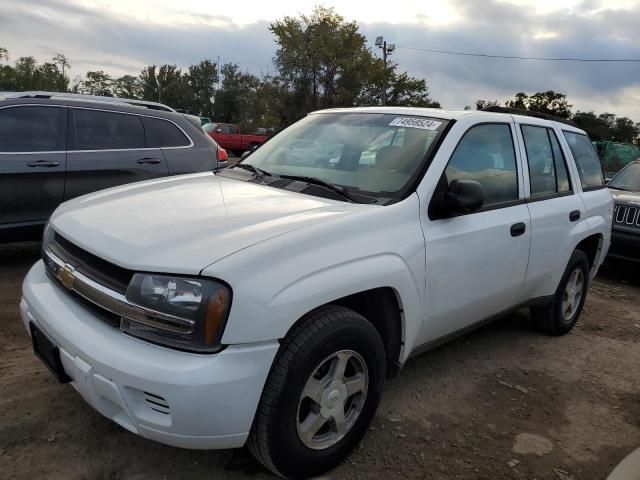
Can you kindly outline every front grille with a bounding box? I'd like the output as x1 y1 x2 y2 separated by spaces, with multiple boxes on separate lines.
46 233 134 294
614 204 640 228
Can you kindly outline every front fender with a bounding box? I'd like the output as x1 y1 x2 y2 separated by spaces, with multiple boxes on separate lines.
205 196 426 362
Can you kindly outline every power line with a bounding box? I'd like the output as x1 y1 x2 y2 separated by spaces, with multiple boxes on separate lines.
396 45 640 63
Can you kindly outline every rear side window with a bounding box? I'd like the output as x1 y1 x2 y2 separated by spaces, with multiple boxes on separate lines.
563 131 604 189
0 106 64 152
521 125 571 196
445 123 518 205
148 118 191 148
74 109 145 150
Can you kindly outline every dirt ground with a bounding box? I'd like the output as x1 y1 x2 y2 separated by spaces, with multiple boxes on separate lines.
1 242 639 480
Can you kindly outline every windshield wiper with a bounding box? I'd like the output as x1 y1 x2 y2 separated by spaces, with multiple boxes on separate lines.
277 174 360 203
232 163 271 182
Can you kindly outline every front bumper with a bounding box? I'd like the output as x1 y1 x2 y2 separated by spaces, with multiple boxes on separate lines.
608 227 640 263
21 260 279 449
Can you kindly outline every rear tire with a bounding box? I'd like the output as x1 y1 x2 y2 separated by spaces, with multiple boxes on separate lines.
247 305 386 479
531 249 590 336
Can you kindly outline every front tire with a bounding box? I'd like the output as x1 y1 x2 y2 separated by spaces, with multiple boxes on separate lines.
531 249 590 336
248 305 386 479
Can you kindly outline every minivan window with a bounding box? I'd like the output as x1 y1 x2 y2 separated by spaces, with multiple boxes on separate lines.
74 109 146 150
148 117 191 148
0 106 64 152
563 131 604 189
445 123 518 205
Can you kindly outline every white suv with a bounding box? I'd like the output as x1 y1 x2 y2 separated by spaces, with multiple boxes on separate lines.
21 107 613 479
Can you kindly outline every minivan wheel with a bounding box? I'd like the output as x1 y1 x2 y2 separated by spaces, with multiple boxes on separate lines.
531 249 590 336
247 305 386 479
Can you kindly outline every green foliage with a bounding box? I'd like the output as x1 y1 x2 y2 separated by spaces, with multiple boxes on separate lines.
80 70 113 96
475 99 500 110
505 91 573 118
0 53 69 92
113 75 141 99
270 6 438 124
139 65 159 101
187 59 218 117
0 47 8 61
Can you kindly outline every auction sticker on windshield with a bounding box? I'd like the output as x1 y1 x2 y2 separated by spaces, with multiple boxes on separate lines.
389 117 442 130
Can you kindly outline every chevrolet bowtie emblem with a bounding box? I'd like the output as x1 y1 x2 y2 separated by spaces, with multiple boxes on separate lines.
58 264 76 289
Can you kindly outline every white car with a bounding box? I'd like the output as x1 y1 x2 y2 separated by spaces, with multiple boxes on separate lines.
21 107 613 479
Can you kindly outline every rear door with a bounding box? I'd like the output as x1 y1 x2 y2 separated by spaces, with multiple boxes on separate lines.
0 105 66 232
143 116 215 174
515 120 586 299
65 108 169 200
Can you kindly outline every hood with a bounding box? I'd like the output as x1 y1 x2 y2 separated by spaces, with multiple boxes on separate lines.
610 189 640 205
51 173 363 274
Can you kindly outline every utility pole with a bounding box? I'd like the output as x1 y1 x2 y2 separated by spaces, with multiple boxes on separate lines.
375 36 396 106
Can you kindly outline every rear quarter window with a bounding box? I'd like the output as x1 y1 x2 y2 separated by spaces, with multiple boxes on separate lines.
148 117 191 148
563 131 604 190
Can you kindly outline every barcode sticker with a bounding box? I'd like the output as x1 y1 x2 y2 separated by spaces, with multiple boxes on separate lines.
389 117 442 130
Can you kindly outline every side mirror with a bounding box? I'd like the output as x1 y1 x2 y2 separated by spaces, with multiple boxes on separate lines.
216 128 222 133
430 179 485 218
240 150 251 160
445 179 484 213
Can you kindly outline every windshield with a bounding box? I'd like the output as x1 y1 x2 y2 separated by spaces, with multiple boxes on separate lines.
609 162 640 192
240 112 448 199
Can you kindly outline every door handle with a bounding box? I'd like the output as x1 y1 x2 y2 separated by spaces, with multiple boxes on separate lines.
136 158 161 165
510 222 526 237
27 160 60 168
569 210 581 222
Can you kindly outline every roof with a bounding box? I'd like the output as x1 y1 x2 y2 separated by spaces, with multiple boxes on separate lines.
312 106 586 133
0 91 175 112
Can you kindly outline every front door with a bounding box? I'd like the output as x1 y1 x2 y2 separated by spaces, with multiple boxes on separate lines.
419 122 531 345
0 105 66 239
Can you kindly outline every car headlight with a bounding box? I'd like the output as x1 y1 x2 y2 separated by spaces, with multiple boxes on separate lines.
122 273 231 353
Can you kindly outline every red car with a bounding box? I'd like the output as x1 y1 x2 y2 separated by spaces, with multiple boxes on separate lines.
203 123 267 156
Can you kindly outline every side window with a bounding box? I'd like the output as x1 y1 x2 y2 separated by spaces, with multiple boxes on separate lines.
522 125 556 196
445 123 518 205
229 125 240 134
0 106 64 152
563 131 604 189
74 110 145 150
147 118 191 148
548 130 571 192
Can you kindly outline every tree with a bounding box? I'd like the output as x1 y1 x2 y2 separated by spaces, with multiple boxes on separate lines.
113 75 140 98
52 53 70 91
139 65 159 102
80 70 113 96
156 64 191 110
188 59 218 117
269 6 438 124
0 47 8 61
14 56 38 90
505 91 573 118
476 99 500 110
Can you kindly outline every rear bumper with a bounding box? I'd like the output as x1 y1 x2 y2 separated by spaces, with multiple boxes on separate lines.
21 260 279 449
608 228 640 263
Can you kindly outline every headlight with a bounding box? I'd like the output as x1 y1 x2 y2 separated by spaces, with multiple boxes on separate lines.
122 273 231 353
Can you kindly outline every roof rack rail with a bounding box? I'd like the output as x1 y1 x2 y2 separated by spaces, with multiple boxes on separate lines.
481 105 577 127
0 91 176 112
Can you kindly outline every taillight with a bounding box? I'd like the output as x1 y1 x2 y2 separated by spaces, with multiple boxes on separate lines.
217 148 228 162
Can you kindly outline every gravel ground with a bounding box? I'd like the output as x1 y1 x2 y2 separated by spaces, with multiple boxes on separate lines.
1 242 639 480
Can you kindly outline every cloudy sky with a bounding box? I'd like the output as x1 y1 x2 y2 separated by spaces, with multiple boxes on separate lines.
2 0 640 120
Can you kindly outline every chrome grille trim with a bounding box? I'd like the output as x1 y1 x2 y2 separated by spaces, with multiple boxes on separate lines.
614 204 640 229
43 247 195 334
